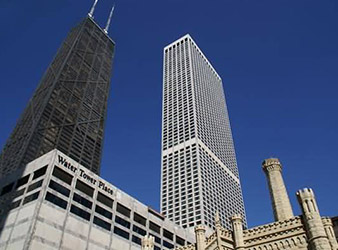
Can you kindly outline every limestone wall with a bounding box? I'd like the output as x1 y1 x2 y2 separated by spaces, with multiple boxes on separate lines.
242 216 308 250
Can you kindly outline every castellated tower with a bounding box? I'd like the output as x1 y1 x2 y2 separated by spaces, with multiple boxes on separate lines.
141 236 155 250
231 214 245 250
172 158 338 250
297 188 332 250
262 158 294 221
195 225 207 250
323 217 338 250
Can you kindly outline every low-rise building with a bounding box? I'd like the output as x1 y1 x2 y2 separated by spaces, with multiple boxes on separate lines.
0 150 194 250
150 158 337 250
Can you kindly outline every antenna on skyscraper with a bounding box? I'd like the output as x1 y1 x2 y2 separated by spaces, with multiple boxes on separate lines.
88 0 99 18
104 4 115 34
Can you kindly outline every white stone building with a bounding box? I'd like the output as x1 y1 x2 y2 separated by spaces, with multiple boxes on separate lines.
161 34 246 231
141 158 337 250
0 150 194 250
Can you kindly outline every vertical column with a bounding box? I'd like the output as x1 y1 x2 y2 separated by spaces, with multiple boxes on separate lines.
215 212 223 247
323 217 338 250
231 214 245 250
262 158 294 221
195 225 206 250
297 188 331 250
141 235 154 250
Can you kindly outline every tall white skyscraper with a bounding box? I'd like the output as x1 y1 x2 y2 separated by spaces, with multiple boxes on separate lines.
160 34 246 230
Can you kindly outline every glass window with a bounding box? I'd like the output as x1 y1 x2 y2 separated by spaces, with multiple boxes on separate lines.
45 192 68 209
150 233 161 244
134 212 146 226
10 200 21 210
97 192 113 207
149 221 161 234
176 236 185 246
13 188 25 199
163 227 174 241
75 180 94 197
70 204 91 221
1 182 14 196
49 180 70 197
115 215 130 229
33 165 48 180
16 175 30 188
133 225 146 236
52 166 73 185
23 191 40 205
73 193 92 209
95 205 112 219
132 235 141 245
114 227 129 240
116 203 130 217
93 216 111 231
163 240 174 249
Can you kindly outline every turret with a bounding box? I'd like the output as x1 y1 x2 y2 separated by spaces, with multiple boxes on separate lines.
141 235 154 250
297 188 331 250
323 217 338 250
262 158 294 221
231 214 245 250
195 225 206 250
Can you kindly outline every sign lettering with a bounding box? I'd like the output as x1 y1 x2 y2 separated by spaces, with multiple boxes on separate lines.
57 154 113 196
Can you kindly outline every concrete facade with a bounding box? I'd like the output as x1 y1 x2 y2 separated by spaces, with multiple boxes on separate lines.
0 150 194 250
146 158 337 250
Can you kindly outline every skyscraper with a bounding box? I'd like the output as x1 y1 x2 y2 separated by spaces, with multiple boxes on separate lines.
160 34 246 230
0 6 115 178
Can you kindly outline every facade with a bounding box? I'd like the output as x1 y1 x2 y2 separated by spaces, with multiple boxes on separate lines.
0 15 114 178
149 158 337 250
0 150 195 250
161 34 246 230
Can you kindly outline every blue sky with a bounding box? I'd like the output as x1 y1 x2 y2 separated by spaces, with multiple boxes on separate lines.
0 0 337 227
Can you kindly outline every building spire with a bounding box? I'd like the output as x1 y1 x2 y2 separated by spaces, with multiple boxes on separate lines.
88 0 99 18
104 4 115 34
215 211 221 227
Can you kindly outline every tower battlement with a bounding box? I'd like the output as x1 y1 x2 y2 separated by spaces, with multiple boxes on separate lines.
231 214 243 221
322 217 334 226
297 188 315 200
262 158 282 172
141 236 155 249
195 225 206 232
